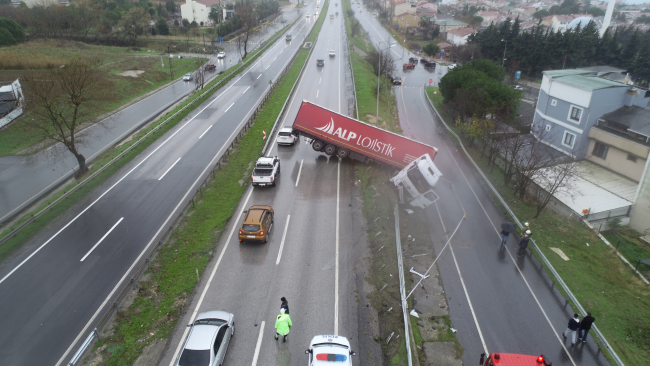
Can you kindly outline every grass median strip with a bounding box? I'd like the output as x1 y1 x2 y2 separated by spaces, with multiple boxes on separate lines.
0 20 296 263
83 6 327 366
426 86 650 366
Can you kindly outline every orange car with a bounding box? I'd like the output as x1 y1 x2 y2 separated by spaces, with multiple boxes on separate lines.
238 205 274 243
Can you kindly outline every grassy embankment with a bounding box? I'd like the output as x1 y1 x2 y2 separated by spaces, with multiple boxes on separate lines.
87 3 328 365
0 40 206 157
426 86 650 366
0 20 297 263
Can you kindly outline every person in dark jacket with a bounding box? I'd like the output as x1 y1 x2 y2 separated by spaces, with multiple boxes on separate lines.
578 312 595 343
563 313 580 345
517 235 530 257
280 297 289 314
500 229 510 245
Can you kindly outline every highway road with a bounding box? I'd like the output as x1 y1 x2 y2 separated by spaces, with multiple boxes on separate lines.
158 4 383 366
0 8 297 226
0 3 326 365
353 6 611 366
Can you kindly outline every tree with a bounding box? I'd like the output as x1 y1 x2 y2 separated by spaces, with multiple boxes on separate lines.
0 27 16 46
429 25 440 40
532 160 578 218
0 17 24 44
364 49 396 78
156 18 170 35
533 9 549 21
119 7 151 45
166 0 176 13
235 0 257 59
193 64 206 90
586 7 605 17
209 5 223 26
423 42 440 57
22 59 107 177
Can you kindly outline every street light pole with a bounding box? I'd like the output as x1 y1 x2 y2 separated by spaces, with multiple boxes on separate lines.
376 41 395 126
501 39 507 67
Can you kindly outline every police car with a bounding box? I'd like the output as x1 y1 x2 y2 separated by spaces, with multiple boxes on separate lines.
305 335 356 365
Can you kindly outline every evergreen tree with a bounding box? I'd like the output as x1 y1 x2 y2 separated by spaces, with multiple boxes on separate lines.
634 33 650 85
620 28 640 71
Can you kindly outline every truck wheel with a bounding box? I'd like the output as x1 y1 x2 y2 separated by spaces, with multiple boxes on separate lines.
324 144 337 156
312 140 324 151
337 148 349 159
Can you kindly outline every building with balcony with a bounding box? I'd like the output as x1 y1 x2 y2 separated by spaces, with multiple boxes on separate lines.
181 0 221 26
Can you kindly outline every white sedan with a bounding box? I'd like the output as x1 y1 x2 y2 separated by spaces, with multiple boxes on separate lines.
217 51 226 59
176 311 234 366
277 127 298 145
183 73 193 81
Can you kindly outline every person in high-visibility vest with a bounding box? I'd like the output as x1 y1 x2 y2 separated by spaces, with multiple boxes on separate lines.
275 308 292 342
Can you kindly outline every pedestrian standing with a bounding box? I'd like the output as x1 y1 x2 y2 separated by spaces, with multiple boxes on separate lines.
563 313 580 345
275 308 292 343
517 234 530 257
578 312 595 343
280 297 290 314
500 229 510 245
522 222 530 236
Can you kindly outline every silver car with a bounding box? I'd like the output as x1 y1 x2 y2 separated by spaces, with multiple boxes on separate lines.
177 311 235 366
183 73 193 81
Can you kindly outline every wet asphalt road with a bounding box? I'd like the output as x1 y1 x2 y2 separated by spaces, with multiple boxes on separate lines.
0 4 325 365
354 7 610 366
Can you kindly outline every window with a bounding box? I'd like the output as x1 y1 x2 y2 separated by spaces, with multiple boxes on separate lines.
568 106 583 123
627 154 638 163
546 124 552 131
551 99 557 106
592 142 608 159
562 131 576 148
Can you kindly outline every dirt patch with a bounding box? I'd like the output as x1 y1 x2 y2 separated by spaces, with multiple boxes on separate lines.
422 342 463 366
117 70 145 77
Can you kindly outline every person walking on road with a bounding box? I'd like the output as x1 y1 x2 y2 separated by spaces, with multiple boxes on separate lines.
578 312 595 343
563 313 580 346
517 234 530 257
280 296 290 314
275 308 292 343
500 221 516 245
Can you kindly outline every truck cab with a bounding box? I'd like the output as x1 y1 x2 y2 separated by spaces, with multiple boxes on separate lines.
251 156 280 187
390 154 442 209
480 353 552 366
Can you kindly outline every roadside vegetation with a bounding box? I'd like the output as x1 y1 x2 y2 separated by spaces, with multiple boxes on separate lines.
426 86 650 366
81 6 327 365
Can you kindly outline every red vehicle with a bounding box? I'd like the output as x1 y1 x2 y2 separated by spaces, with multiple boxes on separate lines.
403 63 415 69
480 353 552 366
292 101 436 168
204 64 216 71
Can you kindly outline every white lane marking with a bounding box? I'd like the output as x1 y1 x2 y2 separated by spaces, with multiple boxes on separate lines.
334 161 340 335
319 77 322 84
158 157 182 181
250 321 266 366
257 74 262 79
168 188 254 366
434 203 489 354
57 83 273 366
265 65 270 70
316 89 319 98
276 215 291 265
224 102 235 113
199 125 212 139
272 56 278 62
422 92 578 365
242 86 251 94
295 159 304 187
80 218 124 262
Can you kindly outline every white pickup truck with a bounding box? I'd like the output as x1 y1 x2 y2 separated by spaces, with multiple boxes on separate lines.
251 156 280 187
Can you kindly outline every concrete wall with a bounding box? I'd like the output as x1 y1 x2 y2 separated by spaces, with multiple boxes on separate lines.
629 157 650 232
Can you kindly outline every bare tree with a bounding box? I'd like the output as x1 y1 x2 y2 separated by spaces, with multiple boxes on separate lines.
235 1 258 59
500 128 529 187
22 59 107 177
194 64 206 90
532 160 578 218
364 49 396 78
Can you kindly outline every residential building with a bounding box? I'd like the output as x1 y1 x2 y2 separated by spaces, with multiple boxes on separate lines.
434 18 468 32
397 13 420 30
446 27 476 45
223 7 235 19
476 10 500 26
437 42 452 60
532 67 650 159
394 3 416 16
439 0 459 5
181 0 221 26
629 160 650 233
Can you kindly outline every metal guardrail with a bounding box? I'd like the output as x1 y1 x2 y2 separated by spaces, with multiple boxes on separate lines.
394 205 413 366
585 205 632 222
64 20 300 366
343 19 359 120
422 89 625 366
0 19 298 248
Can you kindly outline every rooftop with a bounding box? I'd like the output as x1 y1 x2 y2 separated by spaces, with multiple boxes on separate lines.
601 106 650 139
448 27 475 36
543 70 628 91
435 19 468 26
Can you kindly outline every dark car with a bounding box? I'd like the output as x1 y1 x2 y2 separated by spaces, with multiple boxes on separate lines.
420 57 427 63
316 59 324 67
409 57 418 64
424 60 436 69
392 76 402 85
204 64 216 71
403 63 415 70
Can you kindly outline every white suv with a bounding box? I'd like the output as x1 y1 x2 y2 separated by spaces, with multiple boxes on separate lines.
305 335 356 365
276 127 298 146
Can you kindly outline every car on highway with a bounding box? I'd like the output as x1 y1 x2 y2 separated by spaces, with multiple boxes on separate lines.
316 59 325 67
251 156 280 187
314 11 318 16
217 51 226 59
420 57 428 63
305 335 356 366
330 14 334 19
183 73 193 81
392 76 402 85
277 126 298 145
306 14 310 18
204 64 216 71
176 311 234 366
329 50 335 57
238 205 274 243
409 57 418 64
286 34 292 41
403 63 415 70
424 60 436 68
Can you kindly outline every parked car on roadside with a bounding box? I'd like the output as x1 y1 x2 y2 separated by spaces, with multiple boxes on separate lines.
204 64 216 71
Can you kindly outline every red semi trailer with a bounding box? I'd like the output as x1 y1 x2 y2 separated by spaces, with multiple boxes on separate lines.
291 101 442 208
